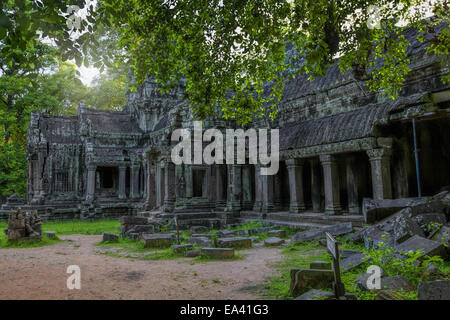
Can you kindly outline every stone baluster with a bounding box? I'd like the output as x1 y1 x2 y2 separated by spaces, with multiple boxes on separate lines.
367 148 392 200
320 154 341 215
286 158 306 213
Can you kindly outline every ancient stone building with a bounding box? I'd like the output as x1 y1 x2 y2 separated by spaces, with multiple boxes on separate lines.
1 26 448 226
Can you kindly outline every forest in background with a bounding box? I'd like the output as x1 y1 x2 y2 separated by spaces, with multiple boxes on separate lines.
0 41 128 201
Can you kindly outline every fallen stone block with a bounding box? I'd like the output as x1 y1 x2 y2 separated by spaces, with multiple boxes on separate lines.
291 222 353 243
185 250 201 258
44 231 56 239
120 216 149 225
256 227 271 233
189 237 213 248
171 244 193 254
421 263 446 281
379 275 415 292
191 233 214 238
395 235 447 260
190 226 209 233
431 226 450 248
290 269 334 298
215 237 252 249
201 248 234 259
409 198 444 216
340 253 367 272
393 212 424 244
414 213 447 230
142 234 174 248
268 230 286 238
264 237 284 247
218 230 235 237
310 261 331 270
418 280 450 300
362 197 417 224
355 268 386 291
103 233 119 242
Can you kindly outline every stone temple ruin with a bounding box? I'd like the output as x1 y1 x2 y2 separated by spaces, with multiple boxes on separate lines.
4 209 42 241
0 26 449 232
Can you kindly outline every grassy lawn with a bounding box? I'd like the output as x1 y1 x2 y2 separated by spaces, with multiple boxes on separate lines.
0 218 120 248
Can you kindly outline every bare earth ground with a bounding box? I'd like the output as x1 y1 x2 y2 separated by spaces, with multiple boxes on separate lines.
0 235 283 300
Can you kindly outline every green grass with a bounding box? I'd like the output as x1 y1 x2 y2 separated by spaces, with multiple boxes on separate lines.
0 218 119 249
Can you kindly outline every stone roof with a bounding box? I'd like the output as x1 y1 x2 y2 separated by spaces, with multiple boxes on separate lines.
279 102 391 151
41 116 80 144
83 109 143 134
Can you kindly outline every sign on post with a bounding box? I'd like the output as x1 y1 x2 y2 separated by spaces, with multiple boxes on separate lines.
325 232 346 299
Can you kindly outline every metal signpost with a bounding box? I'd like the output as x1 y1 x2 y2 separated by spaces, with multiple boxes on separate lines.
325 232 346 299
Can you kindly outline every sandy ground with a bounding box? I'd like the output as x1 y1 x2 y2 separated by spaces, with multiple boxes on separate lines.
0 235 283 300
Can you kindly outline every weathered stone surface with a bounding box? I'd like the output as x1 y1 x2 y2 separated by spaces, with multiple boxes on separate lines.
6 209 41 241
290 269 334 298
355 268 386 291
362 197 417 223
201 248 234 259
294 289 335 300
120 216 149 225
380 275 415 292
340 253 367 272
395 235 447 260
268 230 286 238
421 263 445 281
190 226 209 233
44 231 56 239
256 227 271 233
431 226 450 248
218 230 235 237
264 237 285 246
142 234 174 248
171 244 193 253
189 237 213 248
417 280 450 300
215 237 252 249
310 261 331 270
414 213 447 230
185 249 201 258
393 212 425 244
191 233 214 238
103 233 119 242
291 222 353 242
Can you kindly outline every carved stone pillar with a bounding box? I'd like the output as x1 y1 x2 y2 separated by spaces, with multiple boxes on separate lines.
164 161 176 212
226 164 242 213
145 158 155 209
320 154 341 215
85 164 97 202
118 165 127 200
215 165 226 209
310 158 321 212
286 159 306 213
346 156 360 214
367 148 392 200
261 173 274 213
130 164 140 199
253 165 262 212
242 165 252 210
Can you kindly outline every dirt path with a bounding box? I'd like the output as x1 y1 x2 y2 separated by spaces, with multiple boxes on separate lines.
0 235 283 300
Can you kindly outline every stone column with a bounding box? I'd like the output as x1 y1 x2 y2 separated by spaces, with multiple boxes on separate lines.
145 158 156 209
310 158 321 212
253 165 262 212
163 161 176 212
130 164 140 199
226 164 242 213
85 164 97 202
320 154 341 215
286 159 306 213
215 165 226 209
346 156 360 214
118 164 127 200
367 148 392 200
261 173 274 213
242 165 252 210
